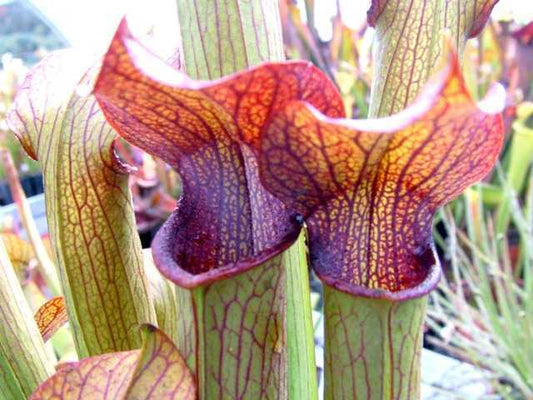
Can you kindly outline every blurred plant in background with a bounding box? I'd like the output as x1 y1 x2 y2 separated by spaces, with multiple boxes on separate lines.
0 0 68 198
429 177 532 399
0 0 67 64
0 54 40 183
280 0 372 118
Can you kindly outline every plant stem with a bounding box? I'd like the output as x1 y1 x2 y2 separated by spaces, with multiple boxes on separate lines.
285 232 317 400
368 0 498 118
7 61 158 357
177 0 284 80
175 1 317 398
178 256 289 399
320 1 498 398
495 103 533 236
0 236 55 397
324 286 426 400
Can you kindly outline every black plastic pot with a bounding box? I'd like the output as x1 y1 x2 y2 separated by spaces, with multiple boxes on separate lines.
0 173 44 206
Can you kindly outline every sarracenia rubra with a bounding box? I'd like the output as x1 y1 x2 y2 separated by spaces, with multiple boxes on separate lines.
259 51 504 399
94 19 343 399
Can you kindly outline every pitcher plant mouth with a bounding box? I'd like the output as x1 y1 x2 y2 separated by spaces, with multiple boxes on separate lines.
258 49 505 301
315 244 441 301
151 209 304 288
93 18 344 287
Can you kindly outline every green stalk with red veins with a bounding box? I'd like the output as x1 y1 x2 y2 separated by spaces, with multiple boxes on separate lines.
7 48 196 394
94 14 343 398
368 0 500 117
177 2 319 398
7 51 157 358
257 1 503 398
0 237 54 398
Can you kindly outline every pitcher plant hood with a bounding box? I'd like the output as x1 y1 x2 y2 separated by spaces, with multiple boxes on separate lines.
258 52 505 300
93 19 344 288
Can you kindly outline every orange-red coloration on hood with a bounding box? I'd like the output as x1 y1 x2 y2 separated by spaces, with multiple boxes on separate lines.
259 54 504 300
94 19 344 288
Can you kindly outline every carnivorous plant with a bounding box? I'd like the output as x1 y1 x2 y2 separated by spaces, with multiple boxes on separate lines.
1 1 504 399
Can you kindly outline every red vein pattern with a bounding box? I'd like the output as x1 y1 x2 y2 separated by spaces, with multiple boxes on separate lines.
367 0 500 117
177 0 285 79
31 351 139 399
324 288 426 399
176 256 287 399
30 326 195 400
127 326 196 399
7 50 155 356
259 55 504 299
34 296 68 342
93 19 344 287
368 0 498 36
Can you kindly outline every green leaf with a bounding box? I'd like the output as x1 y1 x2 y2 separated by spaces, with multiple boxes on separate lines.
30 325 196 399
367 0 499 117
7 50 157 357
285 231 317 400
177 0 284 79
0 236 54 397
143 250 179 346
176 3 325 397
495 102 533 234
187 256 290 399
324 287 426 399
0 353 26 400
